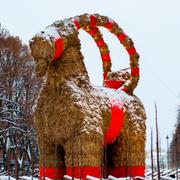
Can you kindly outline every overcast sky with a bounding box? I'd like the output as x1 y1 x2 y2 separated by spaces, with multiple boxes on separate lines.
1 0 180 151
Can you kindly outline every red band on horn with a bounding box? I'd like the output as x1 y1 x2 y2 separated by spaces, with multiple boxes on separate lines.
104 21 114 30
103 72 108 80
96 39 105 47
131 67 139 76
88 27 98 36
90 15 97 27
117 33 127 42
127 47 136 56
101 54 110 62
53 38 63 61
73 19 81 29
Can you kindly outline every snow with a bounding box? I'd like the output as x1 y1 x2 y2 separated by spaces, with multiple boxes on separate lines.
6 136 10 151
65 78 145 134
36 26 61 42
18 155 24 169
50 18 76 37
19 176 39 180
0 170 179 180
93 85 145 131
108 175 131 180
0 176 16 180
159 176 174 180
64 175 79 180
32 75 47 112
27 144 31 160
86 175 100 180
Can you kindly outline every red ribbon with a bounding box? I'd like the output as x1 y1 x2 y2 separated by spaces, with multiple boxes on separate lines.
104 21 114 30
117 33 126 42
127 47 136 56
73 19 81 29
103 72 108 80
96 39 105 47
101 53 110 62
86 27 98 36
40 167 66 179
90 15 97 26
131 67 139 76
39 166 144 178
52 38 63 62
104 80 124 89
104 99 124 145
66 166 101 179
108 166 145 177
121 87 127 93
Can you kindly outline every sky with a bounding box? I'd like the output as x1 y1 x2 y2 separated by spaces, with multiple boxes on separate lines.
1 0 180 151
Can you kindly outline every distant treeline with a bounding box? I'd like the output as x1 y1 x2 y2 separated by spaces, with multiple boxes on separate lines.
169 105 180 168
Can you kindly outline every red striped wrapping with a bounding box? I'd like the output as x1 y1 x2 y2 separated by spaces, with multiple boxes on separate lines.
104 21 114 30
90 15 97 26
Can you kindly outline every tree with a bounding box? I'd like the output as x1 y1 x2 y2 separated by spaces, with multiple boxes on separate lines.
0 24 41 174
169 104 180 169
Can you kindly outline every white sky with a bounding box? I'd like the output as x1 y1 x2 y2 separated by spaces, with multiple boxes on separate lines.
1 0 180 151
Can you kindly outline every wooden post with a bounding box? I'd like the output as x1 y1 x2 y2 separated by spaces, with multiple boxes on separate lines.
101 139 104 178
15 126 19 180
151 128 154 180
104 143 107 178
43 143 46 180
166 135 169 169
155 102 160 180
31 138 35 180
54 143 58 179
71 131 74 180
80 137 83 180
7 147 10 180
175 134 179 180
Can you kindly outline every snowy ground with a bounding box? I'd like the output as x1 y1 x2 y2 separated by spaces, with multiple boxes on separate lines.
0 169 180 180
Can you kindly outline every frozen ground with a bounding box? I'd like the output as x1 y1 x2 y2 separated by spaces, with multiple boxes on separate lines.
0 169 180 180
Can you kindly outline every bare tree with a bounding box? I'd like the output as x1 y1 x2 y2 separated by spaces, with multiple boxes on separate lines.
0 24 41 176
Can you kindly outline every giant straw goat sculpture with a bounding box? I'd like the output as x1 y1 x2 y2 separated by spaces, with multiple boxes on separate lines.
30 14 146 180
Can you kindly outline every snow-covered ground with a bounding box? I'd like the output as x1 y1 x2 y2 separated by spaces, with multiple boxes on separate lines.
0 169 180 180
